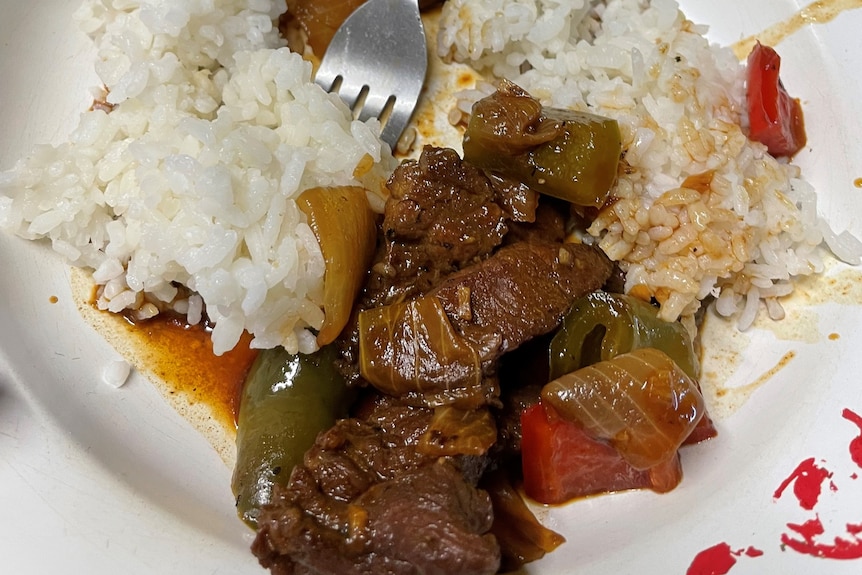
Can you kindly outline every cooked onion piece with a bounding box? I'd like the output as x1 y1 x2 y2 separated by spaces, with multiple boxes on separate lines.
418 405 497 457
297 186 377 346
542 347 704 469
358 295 485 405
482 470 566 570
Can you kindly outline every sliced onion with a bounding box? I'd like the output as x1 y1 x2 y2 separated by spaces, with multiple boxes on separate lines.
297 186 377 346
358 295 483 402
418 406 497 457
541 347 704 469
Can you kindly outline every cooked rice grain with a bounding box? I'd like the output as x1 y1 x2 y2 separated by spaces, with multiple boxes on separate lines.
0 0 396 355
439 0 862 328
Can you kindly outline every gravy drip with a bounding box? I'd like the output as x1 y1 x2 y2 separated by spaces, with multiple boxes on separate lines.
732 0 862 59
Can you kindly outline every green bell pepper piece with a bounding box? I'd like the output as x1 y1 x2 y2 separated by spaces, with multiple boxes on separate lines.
463 82 621 208
549 290 699 380
231 344 352 528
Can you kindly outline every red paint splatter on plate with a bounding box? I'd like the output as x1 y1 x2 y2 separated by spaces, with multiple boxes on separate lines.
781 515 862 559
773 457 833 510
775 408 862 560
743 546 763 557
690 409 862 571
686 543 764 574
842 408 862 469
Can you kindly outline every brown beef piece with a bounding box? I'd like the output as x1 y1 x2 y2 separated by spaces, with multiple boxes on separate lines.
360 240 612 410
485 172 539 224
254 463 499 575
337 146 511 387
502 197 567 245
252 397 499 575
368 146 508 306
433 240 613 360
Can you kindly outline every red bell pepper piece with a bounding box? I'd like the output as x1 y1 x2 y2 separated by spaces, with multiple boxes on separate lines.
746 42 807 158
520 402 682 505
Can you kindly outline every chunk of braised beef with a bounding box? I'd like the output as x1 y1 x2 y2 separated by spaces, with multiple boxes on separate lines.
350 462 499 574
253 462 499 575
485 173 538 224
356 241 612 411
370 146 508 306
251 395 499 575
358 393 493 485
338 146 512 387
502 198 568 245
433 240 613 358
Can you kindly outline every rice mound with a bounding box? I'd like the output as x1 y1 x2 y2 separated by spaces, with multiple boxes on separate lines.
439 0 862 330
0 0 396 355
4 0 862 357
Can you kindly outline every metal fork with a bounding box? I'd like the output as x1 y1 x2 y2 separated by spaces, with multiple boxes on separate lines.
314 0 428 150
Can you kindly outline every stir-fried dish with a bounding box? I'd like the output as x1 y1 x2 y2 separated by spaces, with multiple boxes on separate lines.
3 0 860 574
237 83 719 574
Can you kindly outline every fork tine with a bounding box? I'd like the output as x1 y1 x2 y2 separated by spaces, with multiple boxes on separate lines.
357 92 391 123
335 82 368 114
380 95 416 148
313 0 427 149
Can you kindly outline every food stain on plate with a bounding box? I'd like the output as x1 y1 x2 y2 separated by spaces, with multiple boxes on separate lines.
698 314 749 418
70 267 255 466
398 9 476 157
792 265 862 307
753 306 820 344
732 0 862 59
688 408 862 570
698 258 862 419
780 516 862 559
752 261 862 344
714 350 795 419
698 313 797 419
842 408 862 469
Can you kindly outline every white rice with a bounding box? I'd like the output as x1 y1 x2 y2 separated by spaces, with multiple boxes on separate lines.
0 0 396 355
439 0 862 330
4 0 861 358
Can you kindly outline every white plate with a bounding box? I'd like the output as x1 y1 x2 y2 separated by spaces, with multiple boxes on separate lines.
2 1 862 574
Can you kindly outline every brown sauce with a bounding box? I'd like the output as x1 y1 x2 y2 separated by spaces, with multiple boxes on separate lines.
119 313 259 430
714 350 796 400
732 0 862 59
